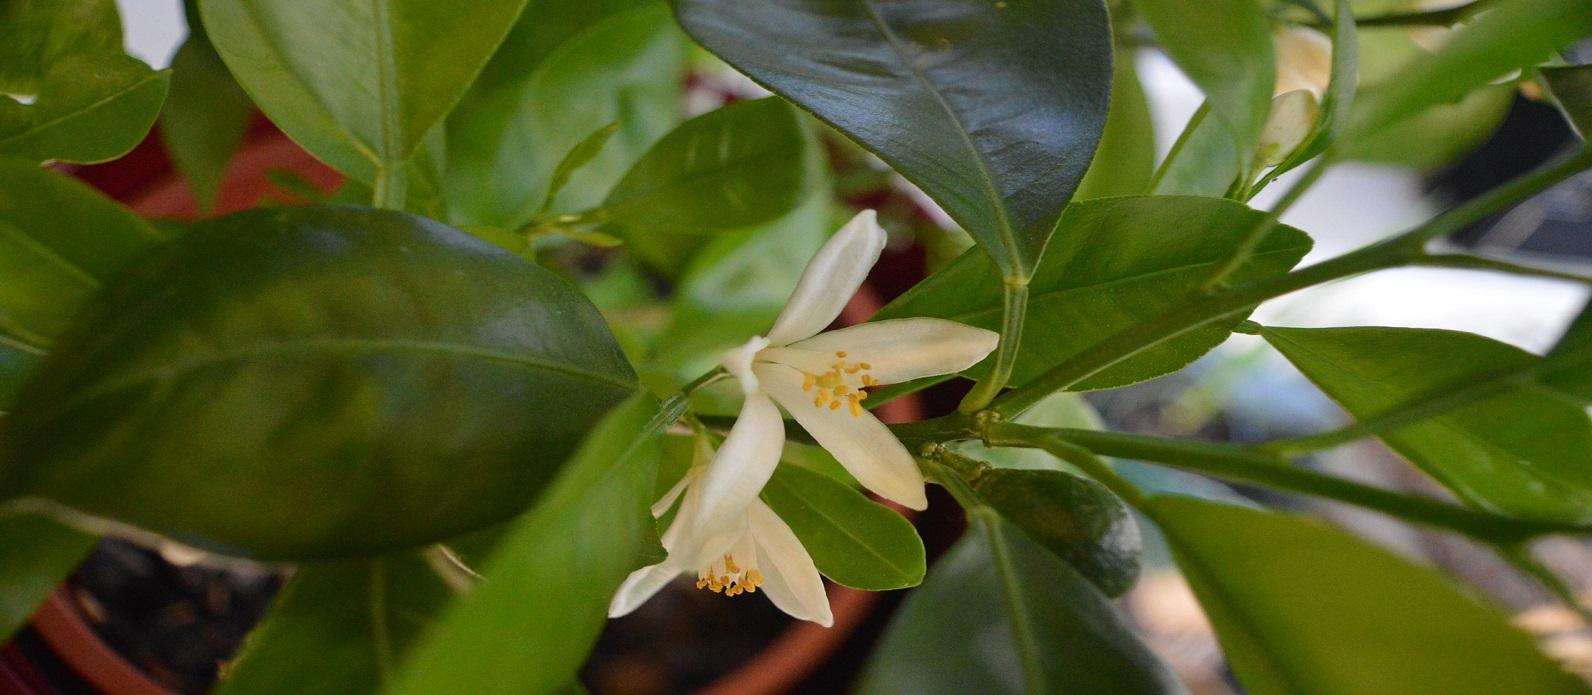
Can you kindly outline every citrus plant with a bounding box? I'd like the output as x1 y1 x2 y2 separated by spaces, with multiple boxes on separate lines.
3 0 1592 692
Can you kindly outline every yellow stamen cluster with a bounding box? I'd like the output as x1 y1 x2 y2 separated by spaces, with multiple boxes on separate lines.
695 553 764 597
800 351 877 417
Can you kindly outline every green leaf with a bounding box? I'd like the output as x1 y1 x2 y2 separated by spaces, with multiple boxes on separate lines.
540 122 620 215
676 0 1113 279
0 0 122 95
1134 0 1273 176
604 98 816 237
1543 301 1592 401
1149 103 1243 197
215 553 454 694
444 2 684 228
200 0 529 184
876 196 1313 390
858 512 1183 695
1543 64 1592 140
0 159 169 347
967 467 1140 597
1348 0 1592 137
159 24 253 211
1075 52 1156 200
1343 85 1512 170
0 206 637 560
0 514 96 642
0 53 171 164
759 463 924 591
1263 326 1592 523
1149 496 1586 695
388 393 664 695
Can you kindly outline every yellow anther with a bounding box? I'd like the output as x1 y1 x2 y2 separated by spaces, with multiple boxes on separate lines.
859 362 872 370
829 400 841 410
696 578 708 589
856 390 868 400
835 351 847 358
834 385 851 395
723 554 740 573
747 569 764 586
849 399 863 417
802 373 815 391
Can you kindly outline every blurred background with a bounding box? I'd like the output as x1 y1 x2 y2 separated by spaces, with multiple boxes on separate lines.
3 1 1588 694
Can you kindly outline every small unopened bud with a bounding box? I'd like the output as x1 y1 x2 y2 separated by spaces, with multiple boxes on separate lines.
1256 89 1320 168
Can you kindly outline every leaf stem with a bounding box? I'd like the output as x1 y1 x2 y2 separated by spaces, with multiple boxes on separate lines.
371 166 407 211
960 280 1028 412
983 423 1592 543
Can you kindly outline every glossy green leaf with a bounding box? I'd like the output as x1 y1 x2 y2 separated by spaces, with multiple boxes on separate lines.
1150 496 1585 695
760 463 924 591
1134 0 1273 175
1543 64 1592 140
877 196 1312 390
1149 103 1243 197
859 511 1183 695
0 0 122 95
159 3 253 212
604 98 816 236
968 467 1140 597
676 0 1112 279
1344 85 1512 170
0 206 637 560
444 2 683 228
1264 326 1592 523
200 0 528 184
0 53 170 164
1075 53 1155 200
0 159 169 347
389 393 664 695
0 514 96 642
215 553 454 695
1349 0 1592 137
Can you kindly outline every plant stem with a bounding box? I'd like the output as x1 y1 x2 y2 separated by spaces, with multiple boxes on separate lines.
650 368 726 432
1411 253 1592 284
1204 156 1330 291
984 423 1592 543
960 281 1028 412
991 146 1592 418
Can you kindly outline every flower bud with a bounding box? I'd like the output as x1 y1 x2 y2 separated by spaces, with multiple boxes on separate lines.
1273 27 1332 97
1256 89 1320 168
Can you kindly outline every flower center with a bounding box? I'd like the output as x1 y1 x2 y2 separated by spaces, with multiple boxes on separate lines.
696 552 764 597
800 351 877 417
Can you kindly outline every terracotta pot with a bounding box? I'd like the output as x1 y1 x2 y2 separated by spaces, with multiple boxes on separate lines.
10 127 925 694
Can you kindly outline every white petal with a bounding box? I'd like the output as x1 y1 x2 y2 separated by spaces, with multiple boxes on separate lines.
772 318 999 385
609 509 695 617
764 210 886 346
748 501 833 627
608 556 684 618
1273 26 1332 97
754 363 928 510
685 392 785 566
720 336 770 396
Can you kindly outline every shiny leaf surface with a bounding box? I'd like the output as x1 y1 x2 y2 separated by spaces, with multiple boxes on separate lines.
760 463 924 591
877 196 1312 390
0 53 170 164
676 0 1112 278
1 206 636 560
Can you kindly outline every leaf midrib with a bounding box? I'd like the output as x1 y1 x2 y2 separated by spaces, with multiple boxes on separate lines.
1265 331 1592 510
33 337 635 428
771 472 916 585
0 71 166 151
856 0 1021 274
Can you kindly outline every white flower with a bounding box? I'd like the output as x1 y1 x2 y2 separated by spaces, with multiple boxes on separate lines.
1273 26 1333 97
690 210 997 548
609 436 833 626
608 210 996 626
